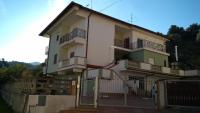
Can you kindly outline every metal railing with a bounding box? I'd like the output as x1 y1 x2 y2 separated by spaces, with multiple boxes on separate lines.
114 39 166 52
132 40 166 52
59 28 86 45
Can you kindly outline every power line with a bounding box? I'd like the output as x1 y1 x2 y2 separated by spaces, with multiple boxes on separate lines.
99 0 124 12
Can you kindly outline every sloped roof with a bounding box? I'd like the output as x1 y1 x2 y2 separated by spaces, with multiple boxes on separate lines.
39 1 165 38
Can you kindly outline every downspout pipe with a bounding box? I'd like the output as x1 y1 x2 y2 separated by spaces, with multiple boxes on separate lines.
85 12 92 61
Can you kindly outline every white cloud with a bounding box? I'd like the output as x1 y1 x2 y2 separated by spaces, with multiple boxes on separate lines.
0 0 71 62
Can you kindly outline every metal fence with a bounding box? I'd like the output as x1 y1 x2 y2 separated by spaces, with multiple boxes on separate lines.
166 80 200 107
80 69 155 108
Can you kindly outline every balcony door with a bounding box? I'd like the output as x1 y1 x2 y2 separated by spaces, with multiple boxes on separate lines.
137 39 143 48
124 37 130 49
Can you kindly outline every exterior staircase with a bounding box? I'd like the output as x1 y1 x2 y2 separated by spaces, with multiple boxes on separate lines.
104 61 136 93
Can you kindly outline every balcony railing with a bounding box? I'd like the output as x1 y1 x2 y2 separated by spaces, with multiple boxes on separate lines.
126 60 184 76
58 56 86 69
59 28 86 45
114 39 166 52
132 40 166 52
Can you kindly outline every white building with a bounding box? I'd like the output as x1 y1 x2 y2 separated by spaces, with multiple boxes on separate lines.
39 2 190 107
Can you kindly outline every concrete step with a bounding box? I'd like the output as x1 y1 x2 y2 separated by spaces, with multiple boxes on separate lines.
59 106 161 113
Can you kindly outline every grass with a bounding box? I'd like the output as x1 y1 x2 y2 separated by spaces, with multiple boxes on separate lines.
0 95 14 113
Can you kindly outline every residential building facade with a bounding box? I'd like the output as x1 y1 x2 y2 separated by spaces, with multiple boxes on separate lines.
40 2 186 107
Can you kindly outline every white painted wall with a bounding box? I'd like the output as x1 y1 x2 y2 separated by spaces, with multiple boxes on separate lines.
26 95 76 113
87 14 115 66
47 31 60 73
47 18 87 73
69 19 86 32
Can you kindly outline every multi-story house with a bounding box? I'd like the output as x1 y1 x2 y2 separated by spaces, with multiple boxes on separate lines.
40 2 185 107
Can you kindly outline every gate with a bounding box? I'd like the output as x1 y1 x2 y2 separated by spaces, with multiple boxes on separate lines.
166 80 200 107
80 76 95 105
80 69 155 108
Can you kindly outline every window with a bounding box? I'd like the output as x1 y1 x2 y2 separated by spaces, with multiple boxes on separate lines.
70 52 74 58
56 35 59 41
53 54 57 64
38 96 46 106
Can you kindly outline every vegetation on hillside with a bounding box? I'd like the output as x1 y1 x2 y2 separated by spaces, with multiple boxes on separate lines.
0 96 14 113
0 59 43 85
166 23 200 69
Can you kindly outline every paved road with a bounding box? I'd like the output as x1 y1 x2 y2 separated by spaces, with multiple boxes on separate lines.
163 108 200 113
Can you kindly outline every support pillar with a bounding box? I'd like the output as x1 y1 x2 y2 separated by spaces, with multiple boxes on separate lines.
94 75 99 108
76 75 81 107
124 83 128 106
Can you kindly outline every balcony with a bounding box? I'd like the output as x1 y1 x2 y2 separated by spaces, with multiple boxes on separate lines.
132 39 166 52
59 28 86 47
114 39 166 53
58 56 86 72
122 60 185 76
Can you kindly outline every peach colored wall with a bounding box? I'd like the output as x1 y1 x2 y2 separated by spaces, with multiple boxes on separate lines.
132 30 165 45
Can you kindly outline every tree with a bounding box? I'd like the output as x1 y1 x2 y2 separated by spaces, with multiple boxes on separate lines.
167 23 200 69
185 23 200 41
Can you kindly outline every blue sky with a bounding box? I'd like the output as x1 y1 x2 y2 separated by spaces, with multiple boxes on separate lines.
0 0 200 62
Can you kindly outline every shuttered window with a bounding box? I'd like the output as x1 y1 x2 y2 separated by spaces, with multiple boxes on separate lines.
38 95 46 106
53 54 57 64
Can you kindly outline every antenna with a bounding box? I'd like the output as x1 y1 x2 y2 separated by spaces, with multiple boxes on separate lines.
130 13 133 24
91 0 93 9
